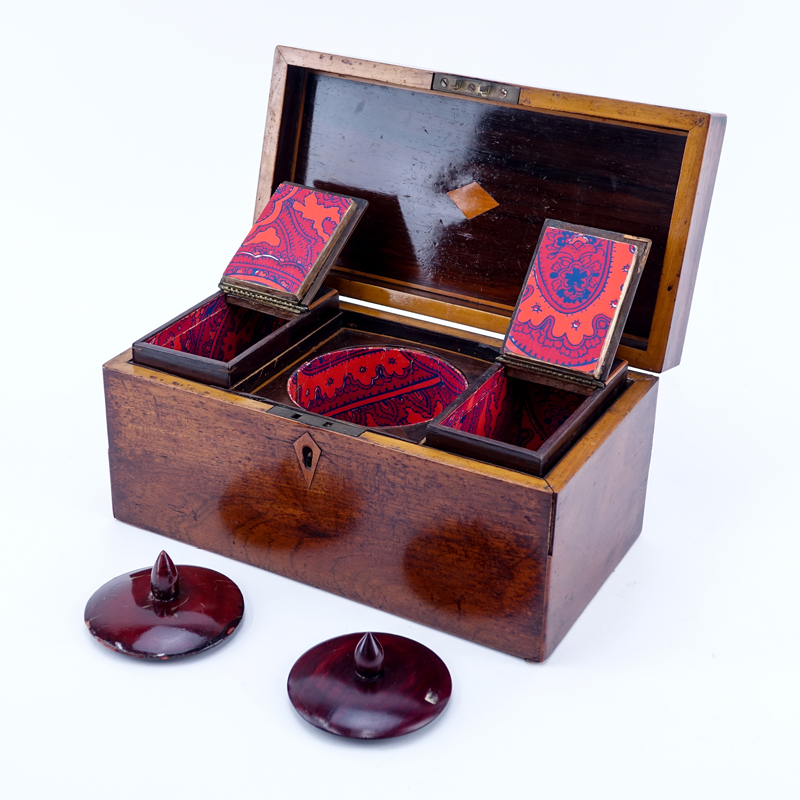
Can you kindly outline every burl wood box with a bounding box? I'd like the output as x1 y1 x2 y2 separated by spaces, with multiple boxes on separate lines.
103 47 725 661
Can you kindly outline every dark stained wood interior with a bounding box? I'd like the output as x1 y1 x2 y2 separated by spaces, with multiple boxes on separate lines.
276 72 687 344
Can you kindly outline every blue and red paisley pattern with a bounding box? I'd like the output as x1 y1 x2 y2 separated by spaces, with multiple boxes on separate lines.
146 296 285 362
440 370 514 441
222 183 353 297
514 382 582 450
288 347 468 428
505 226 637 374
441 369 581 452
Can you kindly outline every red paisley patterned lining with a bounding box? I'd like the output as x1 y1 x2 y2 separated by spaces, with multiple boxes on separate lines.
222 183 353 296
288 347 468 428
441 369 582 451
146 296 285 363
505 226 637 374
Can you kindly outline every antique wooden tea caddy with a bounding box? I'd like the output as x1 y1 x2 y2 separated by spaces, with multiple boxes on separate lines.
103 47 725 661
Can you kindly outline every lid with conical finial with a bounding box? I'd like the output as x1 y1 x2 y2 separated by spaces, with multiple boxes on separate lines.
287 631 451 739
83 551 244 659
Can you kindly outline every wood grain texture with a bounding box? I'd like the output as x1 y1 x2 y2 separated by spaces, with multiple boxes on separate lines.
337 300 504 348
252 50 724 376
661 114 727 369
256 47 432 219
104 351 553 658
278 46 433 90
327 276 512 336
447 182 500 220
518 87 707 130
102 51 710 660
619 114 727 372
291 72 686 341
542 372 659 659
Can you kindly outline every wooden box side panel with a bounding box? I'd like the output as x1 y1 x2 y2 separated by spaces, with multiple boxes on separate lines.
660 113 727 370
542 373 659 659
103 353 553 659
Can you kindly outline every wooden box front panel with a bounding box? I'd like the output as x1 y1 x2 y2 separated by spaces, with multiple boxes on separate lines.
104 352 553 658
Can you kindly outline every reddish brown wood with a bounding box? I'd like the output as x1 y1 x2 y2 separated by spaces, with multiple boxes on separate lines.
150 550 179 600
103 350 657 660
291 72 683 341
287 632 451 739
292 432 321 488
354 632 384 680
104 352 552 659
100 49 720 662
84 551 244 659
660 114 727 369
542 372 659 659
447 182 499 220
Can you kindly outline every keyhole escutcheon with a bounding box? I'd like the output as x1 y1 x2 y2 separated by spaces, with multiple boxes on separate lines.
293 432 321 489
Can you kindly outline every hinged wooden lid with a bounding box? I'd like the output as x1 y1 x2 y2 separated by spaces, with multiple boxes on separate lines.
255 47 725 371
500 220 650 390
220 181 366 317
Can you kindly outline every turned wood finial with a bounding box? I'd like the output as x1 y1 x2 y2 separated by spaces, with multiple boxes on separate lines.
150 550 180 601
354 632 385 680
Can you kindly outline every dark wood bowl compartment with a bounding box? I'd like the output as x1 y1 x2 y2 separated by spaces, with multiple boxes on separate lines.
237 309 500 444
287 344 469 429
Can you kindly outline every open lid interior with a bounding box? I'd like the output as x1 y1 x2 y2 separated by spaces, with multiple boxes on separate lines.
255 48 725 371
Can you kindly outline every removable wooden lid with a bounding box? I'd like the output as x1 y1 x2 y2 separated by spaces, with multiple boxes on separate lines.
220 181 366 317
501 220 651 389
255 47 725 371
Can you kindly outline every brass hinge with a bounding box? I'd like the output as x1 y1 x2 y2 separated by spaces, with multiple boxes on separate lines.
498 354 605 392
432 73 520 104
219 281 307 316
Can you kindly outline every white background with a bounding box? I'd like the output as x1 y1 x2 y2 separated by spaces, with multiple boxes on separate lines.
1 1 798 797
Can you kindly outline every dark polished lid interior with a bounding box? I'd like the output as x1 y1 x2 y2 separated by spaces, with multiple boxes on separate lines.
273 70 687 350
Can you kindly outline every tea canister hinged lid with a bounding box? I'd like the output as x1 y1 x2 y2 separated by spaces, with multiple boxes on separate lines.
499 220 651 392
256 47 725 371
219 181 367 318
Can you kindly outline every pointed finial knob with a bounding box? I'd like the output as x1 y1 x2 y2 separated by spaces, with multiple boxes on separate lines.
150 550 179 601
354 632 385 681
